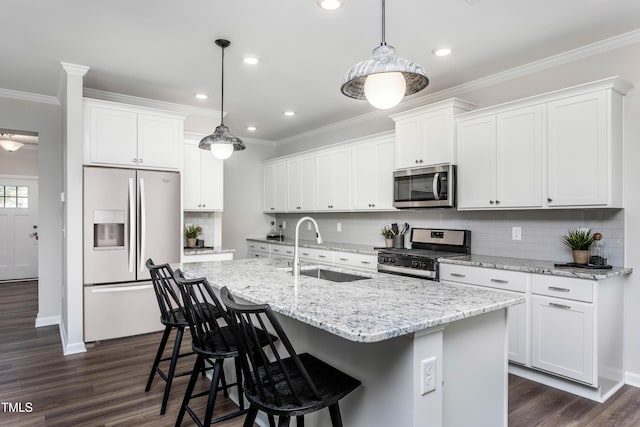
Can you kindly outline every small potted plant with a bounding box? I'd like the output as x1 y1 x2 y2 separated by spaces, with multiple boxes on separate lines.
560 228 594 265
381 226 395 248
184 224 202 248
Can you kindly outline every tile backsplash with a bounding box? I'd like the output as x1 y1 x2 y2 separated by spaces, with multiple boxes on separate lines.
274 209 625 267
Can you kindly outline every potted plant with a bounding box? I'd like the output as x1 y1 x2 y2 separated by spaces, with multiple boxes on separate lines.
560 228 594 265
381 226 395 248
184 224 202 248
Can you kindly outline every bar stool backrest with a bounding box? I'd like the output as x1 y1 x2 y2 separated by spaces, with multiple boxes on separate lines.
146 258 184 326
220 287 322 408
173 271 233 355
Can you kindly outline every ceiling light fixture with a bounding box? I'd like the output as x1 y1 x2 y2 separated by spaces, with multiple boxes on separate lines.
199 39 246 160
433 48 452 57
341 0 429 109
247 126 257 131
283 111 295 117
243 56 259 65
317 0 344 10
0 134 23 152
195 93 208 100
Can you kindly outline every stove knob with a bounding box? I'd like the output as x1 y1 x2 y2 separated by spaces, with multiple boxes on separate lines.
391 258 396 264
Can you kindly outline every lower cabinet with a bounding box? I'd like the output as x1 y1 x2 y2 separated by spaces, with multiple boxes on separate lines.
247 242 270 259
439 263 624 391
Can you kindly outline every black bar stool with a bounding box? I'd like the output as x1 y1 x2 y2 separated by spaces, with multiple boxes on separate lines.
146 259 210 415
173 271 276 427
220 287 361 427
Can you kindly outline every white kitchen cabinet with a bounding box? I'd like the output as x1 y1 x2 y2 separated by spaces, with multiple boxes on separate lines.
546 90 621 207
390 98 475 169
247 242 271 259
286 155 315 211
351 134 395 210
439 264 528 365
457 105 542 209
183 141 223 211
315 148 351 211
531 294 594 384
84 99 184 170
263 161 287 212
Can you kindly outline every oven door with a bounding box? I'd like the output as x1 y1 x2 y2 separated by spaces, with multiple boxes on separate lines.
393 164 455 208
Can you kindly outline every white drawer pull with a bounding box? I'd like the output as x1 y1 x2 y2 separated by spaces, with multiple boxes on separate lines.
548 286 570 292
549 302 571 310
360 261 371 265
339 257 349 261
450 273 466 278
491 278 509 284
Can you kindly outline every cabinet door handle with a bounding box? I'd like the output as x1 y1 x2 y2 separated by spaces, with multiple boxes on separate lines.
318 255 327 258
138 158 143 164
450 273 466 278
548 286 570 292
489 200 495 204
547 197 553 203
549 302 572 310
490 278 509 284
273 249 280 252
419 159 424 163
260 246 267 250
495 200 500 204
339 257 349 261
360 261 372 265
415 160 419 164
286 251 293 254
302 252 310 256
202 204 206 207
133 158 138 163
270 207 275 210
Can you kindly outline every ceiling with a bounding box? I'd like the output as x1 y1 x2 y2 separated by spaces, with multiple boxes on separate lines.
2 0 639 142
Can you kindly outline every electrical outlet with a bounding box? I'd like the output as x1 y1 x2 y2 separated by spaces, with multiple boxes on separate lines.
421 357 436 395
307 222 312 230
337 223 342 232
282 221 286 229
512 227 522 241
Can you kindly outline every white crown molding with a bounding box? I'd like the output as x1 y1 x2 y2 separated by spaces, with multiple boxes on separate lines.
278 28 640 146
83 88 221 119
0 87 60 105
60 62 90 77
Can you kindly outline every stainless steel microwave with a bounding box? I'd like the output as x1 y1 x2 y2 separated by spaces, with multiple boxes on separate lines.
393 164 456 208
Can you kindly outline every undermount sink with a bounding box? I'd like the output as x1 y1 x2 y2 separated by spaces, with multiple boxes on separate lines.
299 267 372 283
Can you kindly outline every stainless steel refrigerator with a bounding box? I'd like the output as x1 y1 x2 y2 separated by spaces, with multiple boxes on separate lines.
83 166 180 341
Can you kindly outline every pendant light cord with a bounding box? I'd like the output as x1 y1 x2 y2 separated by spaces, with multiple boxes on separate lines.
381 0 386 46
220 44 225 125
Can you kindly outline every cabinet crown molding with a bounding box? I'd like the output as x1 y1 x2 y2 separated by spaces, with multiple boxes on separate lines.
389 97 477 121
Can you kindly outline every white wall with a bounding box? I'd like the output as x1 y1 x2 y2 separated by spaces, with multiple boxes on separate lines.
220 138 277 258
270 41 640 382
0 97 63 326
0 148 38 176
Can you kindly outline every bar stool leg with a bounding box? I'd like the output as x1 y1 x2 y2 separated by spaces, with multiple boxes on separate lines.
202 359 224 427
243 406 259 427
296 415 305 426
145 325 171 392
328 403 343 427
234 356 245 410
277 415 290 427
160 326 185 415
175 354 202 427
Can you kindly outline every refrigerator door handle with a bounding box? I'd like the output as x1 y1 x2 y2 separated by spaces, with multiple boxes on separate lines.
139 177 146 271
128 177 135 273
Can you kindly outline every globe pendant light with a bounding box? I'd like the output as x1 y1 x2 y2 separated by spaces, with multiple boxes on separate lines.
0 134 24 152
199 39 246 160
341 0 429 109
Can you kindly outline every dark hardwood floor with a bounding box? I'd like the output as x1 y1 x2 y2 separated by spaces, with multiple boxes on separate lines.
1 280 639 426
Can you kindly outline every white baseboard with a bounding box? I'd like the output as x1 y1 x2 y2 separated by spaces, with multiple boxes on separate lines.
58 320 86 355
35 315 61 327
625 371 640 388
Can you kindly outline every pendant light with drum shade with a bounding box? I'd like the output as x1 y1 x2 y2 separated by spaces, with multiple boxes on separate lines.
199 39 246 160
341 0 429 109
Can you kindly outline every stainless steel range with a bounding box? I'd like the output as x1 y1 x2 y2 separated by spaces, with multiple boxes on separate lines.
377 228 471 280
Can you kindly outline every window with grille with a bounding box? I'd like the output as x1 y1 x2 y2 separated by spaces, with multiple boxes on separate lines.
0 186 29 208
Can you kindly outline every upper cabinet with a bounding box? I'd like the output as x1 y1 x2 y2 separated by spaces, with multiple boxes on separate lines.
183 140 223 211
456 77 631 210
286 155 315 212
351 134 395 210
390 98 476 169
315 147 352 211
263 160 287 212
84 99 185 170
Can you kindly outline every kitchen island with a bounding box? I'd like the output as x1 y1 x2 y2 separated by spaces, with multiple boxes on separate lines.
181 258 525 427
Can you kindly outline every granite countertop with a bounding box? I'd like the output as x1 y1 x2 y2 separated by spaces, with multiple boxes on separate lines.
246 237 378 256
439 255 632 280
180 258 524 343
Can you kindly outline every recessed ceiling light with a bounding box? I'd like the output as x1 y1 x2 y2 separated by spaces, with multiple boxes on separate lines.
247 126 257 131
433 48 452 57
243 56 259 65
195 93 208 100
317 0 343 10
284 111 295 117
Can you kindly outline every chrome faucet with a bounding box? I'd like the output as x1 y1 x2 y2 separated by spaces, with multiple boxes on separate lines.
292 216 323 277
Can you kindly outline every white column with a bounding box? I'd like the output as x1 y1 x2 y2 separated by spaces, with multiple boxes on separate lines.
60 62 89 355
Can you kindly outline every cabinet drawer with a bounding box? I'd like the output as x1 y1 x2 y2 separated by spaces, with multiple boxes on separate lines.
298 247 333 264
334 253 377 271
270 245 294 258
531 274 593 303
439 264 526 292
247 243 270 254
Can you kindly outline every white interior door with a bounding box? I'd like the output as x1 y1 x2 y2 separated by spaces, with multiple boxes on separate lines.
0 177 38 280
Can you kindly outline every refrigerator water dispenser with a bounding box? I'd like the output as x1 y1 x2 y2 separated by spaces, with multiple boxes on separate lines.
93 210 125 248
